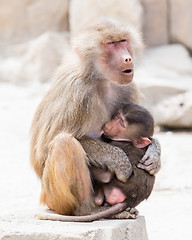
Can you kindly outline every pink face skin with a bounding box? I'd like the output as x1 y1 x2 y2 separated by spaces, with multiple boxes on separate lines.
103 113 129 141
99 40 134 85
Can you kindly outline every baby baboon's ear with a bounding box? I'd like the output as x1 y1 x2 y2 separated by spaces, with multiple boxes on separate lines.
133 137 151 148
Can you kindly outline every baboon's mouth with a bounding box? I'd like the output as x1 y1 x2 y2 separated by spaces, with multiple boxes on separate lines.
122 69 133 74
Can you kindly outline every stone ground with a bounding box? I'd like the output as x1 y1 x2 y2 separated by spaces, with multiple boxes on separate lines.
0 83 192 240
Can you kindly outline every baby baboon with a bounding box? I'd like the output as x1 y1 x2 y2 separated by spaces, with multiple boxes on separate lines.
91 104 156 213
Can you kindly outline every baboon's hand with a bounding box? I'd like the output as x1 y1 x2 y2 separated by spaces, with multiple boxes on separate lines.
137 138 161 175
111 146 133 182
79 136 132 182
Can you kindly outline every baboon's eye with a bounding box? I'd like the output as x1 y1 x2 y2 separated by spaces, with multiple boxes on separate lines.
119 118 125 128
107 41 115 45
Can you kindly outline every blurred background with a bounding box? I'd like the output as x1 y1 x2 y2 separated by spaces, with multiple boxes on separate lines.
0 1 191 240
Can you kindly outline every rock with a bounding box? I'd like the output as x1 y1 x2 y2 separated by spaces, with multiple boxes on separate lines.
139 84 187 107
170 0 192 52
140 0 169 46
152 91 192 128
135 44 192 106
69 0 143 37
0 0 69 46
0 32 69 83
136 45 192 129
144 44 192 75
0 211 148 240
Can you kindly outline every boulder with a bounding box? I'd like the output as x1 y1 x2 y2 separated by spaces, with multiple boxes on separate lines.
140 0 169 46
170 0 192 52
135 44 192 106
143 44 192 75
69 0 143 37
0 32 69 83
0 0 69 46
0 211 148 240
152 91 192 128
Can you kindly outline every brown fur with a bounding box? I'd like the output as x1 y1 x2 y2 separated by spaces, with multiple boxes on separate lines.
40 134 92 215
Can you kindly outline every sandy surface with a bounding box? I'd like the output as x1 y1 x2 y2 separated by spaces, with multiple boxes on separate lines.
0 83 192 240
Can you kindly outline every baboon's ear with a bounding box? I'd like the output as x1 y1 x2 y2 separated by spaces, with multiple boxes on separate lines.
133 137 151 149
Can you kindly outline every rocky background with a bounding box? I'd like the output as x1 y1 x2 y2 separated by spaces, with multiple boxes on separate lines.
0 0 192 127
0 1 192 240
